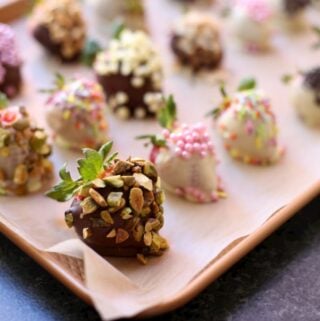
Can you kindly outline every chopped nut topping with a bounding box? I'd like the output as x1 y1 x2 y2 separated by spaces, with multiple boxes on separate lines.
129 187 144 213
100 210 114 225
80 197 98 216
82 227 92 239
133 173 153 191
136 253 148 265
65 213 74 228
106 228 116 238
143 231 152 246
116 228 130 244
89 188 107 207
133 223 144 242
107 192 123 207
113 160 133 175
103 175 124 188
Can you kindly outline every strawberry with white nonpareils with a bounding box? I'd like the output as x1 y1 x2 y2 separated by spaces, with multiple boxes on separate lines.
138 95 226 204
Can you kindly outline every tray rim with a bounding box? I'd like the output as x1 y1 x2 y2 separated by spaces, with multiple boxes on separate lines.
0 181 319 318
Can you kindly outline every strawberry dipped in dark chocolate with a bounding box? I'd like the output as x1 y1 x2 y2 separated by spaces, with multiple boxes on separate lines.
93 27 163 120
46 142 168 264
30 0 86 62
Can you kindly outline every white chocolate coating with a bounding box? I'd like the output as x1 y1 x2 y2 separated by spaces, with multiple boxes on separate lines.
216 90 282 165
229 1 273 51
45 78 108 150
151 123 224 203
156 150 219 203
267 0 307 30
290 78 320 127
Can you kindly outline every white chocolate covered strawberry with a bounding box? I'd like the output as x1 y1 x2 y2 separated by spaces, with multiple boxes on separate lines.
138 96 225 203
210 79 283 165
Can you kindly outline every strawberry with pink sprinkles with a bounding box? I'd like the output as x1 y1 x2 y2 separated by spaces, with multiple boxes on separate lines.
0 24 22 98
138 95 226 204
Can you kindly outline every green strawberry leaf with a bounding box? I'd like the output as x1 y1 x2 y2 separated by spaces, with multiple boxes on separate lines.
281 74 294 84
0 92 8 110
99 141 113 160
136 134 167 148
77 148 103 182
158 95 177 130
238 78 256 92
46 180 80 202
112 21 126 40
59 163 73 181
47 141 117 202
81 39 103 67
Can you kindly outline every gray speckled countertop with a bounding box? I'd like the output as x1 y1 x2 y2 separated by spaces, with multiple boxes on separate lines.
1 195 320 321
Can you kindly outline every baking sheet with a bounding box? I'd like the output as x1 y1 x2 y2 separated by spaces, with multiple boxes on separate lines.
0 1 319 320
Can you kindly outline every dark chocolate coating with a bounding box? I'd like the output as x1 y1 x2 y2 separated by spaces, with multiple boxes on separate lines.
32 24 80 63
170 34 223 72
304 67 320 106
66 198 153 257
97 72 160 118
0 63 22 98
65 160 165 257
284 0 310 14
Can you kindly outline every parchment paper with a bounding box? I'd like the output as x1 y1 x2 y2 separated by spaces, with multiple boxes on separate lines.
0 1 319 320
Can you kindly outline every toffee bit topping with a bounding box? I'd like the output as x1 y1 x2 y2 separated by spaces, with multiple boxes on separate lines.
31 0 86 59
173 12 222 54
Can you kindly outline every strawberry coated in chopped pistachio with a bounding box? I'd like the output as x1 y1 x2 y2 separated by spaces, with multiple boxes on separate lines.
46 141 168 263
0 105 53 196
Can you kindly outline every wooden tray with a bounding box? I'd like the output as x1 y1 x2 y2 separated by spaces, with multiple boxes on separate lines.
0 1 320 318
1 181 319 317
0 0 30 22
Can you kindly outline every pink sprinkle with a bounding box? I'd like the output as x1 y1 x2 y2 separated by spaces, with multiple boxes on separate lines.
174 147 182 155
182 151 190 159
245 120 254 135
162 129 170 138
211 192 218 202
200 150 208 158
185 135 193 143
185 143 193 152
177 140 184 148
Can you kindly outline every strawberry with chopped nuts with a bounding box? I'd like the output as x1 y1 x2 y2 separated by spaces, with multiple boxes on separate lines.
46 141 168 263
